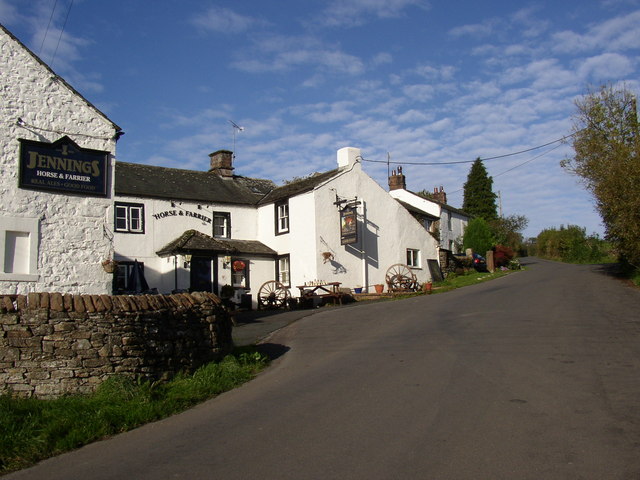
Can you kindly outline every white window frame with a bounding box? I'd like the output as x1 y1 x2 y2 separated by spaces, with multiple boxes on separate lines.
0 216 39 281
115 202 144 233
213 212 231 238
276 201 289 235
277 255 290 286
406 248 421 268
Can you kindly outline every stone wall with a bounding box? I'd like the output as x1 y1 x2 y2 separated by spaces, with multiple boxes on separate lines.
0 291 233 398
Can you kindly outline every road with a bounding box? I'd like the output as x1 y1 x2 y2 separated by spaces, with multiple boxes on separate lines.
7 258 640 479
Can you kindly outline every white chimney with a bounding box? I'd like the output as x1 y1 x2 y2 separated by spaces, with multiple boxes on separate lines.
337 147 361 168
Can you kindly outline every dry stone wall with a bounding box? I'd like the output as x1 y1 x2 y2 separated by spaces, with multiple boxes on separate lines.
0 291 233 398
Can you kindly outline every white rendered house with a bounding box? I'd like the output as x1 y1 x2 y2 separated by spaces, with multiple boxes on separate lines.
388 170 469 254
1 25 122 295
114 147 440 306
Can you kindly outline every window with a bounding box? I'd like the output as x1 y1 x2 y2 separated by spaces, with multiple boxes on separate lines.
231 258 249 288
213 212 231 238
115 202 144 233
275 201 289 235
276 255 290 286
113 261 144 293
406 248 421 268
0 216 39 281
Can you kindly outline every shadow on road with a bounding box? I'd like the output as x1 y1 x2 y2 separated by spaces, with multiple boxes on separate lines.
255 343 290 360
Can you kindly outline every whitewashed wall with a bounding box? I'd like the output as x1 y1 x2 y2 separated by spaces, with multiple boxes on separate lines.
113 196 264 295
0 27 118 295
440 209 467 253
256 149 439 294
312 155 439 292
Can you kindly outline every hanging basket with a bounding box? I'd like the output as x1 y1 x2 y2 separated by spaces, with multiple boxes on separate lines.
101 259 118 273
232 260 246 272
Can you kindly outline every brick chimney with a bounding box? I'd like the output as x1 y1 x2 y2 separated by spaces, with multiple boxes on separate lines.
432 186 447 204
388 166 406 191
209 150 234 177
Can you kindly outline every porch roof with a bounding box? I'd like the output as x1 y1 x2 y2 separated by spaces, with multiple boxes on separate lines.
156 230 277 257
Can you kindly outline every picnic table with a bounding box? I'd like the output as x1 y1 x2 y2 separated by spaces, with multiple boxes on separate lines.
297 282 343 307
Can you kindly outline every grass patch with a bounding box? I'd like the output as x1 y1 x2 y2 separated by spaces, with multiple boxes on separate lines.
0 347 269 474
432 269 514 293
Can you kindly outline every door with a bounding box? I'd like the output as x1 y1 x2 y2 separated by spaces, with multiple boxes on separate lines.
190 257 213 292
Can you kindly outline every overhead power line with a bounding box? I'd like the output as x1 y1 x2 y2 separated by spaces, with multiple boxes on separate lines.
359 130 579 166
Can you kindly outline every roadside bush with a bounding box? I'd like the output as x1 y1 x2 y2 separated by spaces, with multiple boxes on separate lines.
493 244 515 267
536 225 614 263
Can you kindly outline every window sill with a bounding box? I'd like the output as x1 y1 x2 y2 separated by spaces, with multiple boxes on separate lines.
0 273 40 282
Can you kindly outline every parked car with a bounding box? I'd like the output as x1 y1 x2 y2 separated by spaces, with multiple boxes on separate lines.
471 253 487 272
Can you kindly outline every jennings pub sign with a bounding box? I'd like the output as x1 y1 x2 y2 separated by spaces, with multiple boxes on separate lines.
18 136 109 197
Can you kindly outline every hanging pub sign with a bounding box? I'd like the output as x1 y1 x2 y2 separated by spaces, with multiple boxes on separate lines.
340 206 358 245
18 136 109 197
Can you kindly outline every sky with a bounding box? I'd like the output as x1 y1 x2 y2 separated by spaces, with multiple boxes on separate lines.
2 0 639 239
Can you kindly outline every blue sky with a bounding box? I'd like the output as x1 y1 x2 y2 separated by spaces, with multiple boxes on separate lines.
2 0 639 238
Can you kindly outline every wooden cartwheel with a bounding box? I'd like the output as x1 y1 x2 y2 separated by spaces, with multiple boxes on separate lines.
257 280 290 310
385 263 418 293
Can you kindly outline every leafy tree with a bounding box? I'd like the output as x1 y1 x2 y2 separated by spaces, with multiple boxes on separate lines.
415 189 434 200
462 158 498 221
463 217 494 254
561 85 640 266
536 225 612 263
489 214 529 251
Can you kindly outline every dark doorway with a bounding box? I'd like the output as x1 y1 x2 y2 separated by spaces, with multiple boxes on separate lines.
190 257 213 292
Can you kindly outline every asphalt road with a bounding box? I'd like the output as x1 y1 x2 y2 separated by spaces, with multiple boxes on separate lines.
8 258 640 479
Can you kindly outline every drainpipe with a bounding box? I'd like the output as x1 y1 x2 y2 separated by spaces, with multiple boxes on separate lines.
174 256 178 292
360 200 368 292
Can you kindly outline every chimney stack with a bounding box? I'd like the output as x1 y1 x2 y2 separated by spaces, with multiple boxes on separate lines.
432 186 447 204
388 165 406 191
209 150 234 177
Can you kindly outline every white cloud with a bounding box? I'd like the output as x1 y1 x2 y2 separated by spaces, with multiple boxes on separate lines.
552 9 640 53
319 0 430 27
577 53 634 81
190 7 266 34
449 19 497 38
402 84 435 102
231 34 365 75
371 52 393 66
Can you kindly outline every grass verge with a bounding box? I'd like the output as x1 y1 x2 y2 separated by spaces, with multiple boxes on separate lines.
0 347 269 474
431 269 515 294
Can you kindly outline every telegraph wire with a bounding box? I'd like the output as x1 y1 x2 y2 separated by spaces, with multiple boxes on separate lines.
51 0 74 67
447 143 566 195
359 130 579 166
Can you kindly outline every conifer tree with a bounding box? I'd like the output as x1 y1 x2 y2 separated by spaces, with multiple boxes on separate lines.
462 158 498 221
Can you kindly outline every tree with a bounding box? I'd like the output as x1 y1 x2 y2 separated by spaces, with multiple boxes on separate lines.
561 85 640 265
489 214 529 251
462 158 498 221
463 217 494 254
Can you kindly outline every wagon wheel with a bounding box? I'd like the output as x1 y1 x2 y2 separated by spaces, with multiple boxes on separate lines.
385 263 418 292
257 281 289 310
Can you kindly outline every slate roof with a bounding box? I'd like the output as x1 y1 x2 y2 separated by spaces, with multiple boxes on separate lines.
115 162 276 205
156 230 277 257
394 199 439 220
258 169 341 205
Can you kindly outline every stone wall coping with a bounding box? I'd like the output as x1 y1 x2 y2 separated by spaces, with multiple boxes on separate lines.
0 291 221 314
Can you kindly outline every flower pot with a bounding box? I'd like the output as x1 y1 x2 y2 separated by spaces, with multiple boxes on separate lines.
423 281 433 293
353 287 363 294
374 284 384 294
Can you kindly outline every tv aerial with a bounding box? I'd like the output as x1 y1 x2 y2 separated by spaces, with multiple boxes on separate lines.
229 120 244 160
